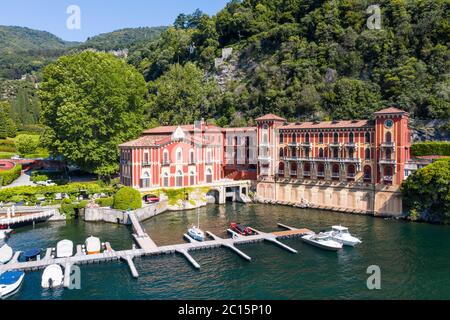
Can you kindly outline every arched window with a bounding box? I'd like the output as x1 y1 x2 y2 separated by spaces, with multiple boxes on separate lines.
364 165 372 181
333 132 339 143
206 168 213 183
386 148 392 160
332 164 340 179
349 132 354 143
143 152 149 165
176 170 183 187
386 131 392 143
176 147 183 163
319 132 324 144
141 172 151 188
163 149 169 165
317 163 325 177
291 147 297 157
305 133 310 143
279 148 284 157
278 162 285 175
333 148 339 159
279 133 284 143
365 148 371 160
347 164 355 178
163 172 169 187
292 133 297 143
349 148 354 159
303 163 311 176
290 162 297 176
189 171 195 185
319 148 324 158
365 132 371 143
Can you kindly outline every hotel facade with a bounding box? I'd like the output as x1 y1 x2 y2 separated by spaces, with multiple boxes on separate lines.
119 107 411 216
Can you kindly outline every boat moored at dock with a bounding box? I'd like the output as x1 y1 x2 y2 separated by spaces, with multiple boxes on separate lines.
301 233 343 251
23 248 41 261
84 236 101 255
41 264 64 288
0 244 13 264
56 240 74 258
325 226 362 247
0 271 25 299
230 223 256 236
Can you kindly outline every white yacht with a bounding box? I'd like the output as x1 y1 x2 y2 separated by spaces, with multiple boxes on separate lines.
56 239 74 258
301 233 343 251
187 209 205 241
326 226 362 247
0 271 25 298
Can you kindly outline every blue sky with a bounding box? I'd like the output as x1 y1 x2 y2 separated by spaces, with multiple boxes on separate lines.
0 0 230 42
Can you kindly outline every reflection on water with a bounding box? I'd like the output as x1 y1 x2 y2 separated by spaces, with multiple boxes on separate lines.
4 203 450 300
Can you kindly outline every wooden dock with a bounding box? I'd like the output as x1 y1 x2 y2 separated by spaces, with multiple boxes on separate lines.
0 222 314 279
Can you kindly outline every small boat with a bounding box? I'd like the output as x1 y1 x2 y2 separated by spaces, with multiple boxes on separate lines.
85 236 101 255
0 244 13 264
0 229 12 240
23 248 41 261
187 209 205 241
41 264 64 288
301 233 343 251
325 226 362 247
0 271 25 298
56 240 74 258
230 222 255 236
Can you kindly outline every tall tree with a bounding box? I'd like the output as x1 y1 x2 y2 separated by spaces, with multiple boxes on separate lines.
39 51 147 177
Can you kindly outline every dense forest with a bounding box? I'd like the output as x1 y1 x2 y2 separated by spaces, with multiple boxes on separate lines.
128 0 449 127
1 0 449 135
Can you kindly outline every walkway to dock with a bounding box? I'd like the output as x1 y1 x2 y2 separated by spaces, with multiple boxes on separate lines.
0 220 315 278
0 210 57 226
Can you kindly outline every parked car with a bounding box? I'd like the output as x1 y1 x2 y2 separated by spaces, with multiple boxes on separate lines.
143 194 160 204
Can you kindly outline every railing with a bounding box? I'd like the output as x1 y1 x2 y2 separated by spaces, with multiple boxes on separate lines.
142 162 151 167
331 173 340 178
347 173 356 178
383 175 393 181
303 171 310 176
258 155 271 162
290 171 297 176
381 142 395 148
288 142 298 146
278 170 285 175
345 142 357 148
300 142 312 147
328 142 342 148
317 172 325 177
379 159 396 165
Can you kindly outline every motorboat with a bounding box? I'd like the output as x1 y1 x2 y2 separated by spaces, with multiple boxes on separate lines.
56 239 74 258
0 244 13 264
230 222 255 236
41 264 64 288
0 229 12 240
301 233 343 251
187 209 205 241
85 236 101 255
0 271 25 298
23 248 41 261
326 226 362 247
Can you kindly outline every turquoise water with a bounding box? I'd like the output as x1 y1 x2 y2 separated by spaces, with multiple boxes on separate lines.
3 203 450 300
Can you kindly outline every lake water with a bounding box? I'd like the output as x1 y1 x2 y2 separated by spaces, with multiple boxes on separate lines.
3 203 450 300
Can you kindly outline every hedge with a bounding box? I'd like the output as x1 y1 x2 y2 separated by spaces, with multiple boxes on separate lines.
0 182 114 203
95 197 114 207
411 142 450 157
0 164 22 186
113 187 142 211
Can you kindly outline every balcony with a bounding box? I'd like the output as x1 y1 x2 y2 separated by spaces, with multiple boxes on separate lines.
278 170 285 176
290 171 297 177
162 161 171 166
381 142 396 148
345 142 358 148
300 142 312 148
259 168 269 176
317 171 325 178
142 162 151 167
331 173 340 179
303 171 310 176
288 141 298 147
383 175 393 182
329 142 342 148
258 155 271 162
379 158 396 165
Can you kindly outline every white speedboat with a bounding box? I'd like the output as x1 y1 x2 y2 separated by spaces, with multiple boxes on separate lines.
326 226 362 247
56 239 74 258
0 244 13 264
85 236 101 255
0 271 25 299
41 264 64 288
301 233 343 251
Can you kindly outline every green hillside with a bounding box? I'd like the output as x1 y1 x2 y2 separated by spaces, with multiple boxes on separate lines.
79 27 167 51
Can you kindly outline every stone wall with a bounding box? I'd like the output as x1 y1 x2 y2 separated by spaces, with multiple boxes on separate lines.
257 180 403 216
84 200 168 224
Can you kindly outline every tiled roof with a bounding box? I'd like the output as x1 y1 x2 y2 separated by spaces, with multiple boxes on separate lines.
255 114 286 121
222 127 257 131
143 124 221 134
280 119 372 130
373 107 407 114
119 135 161 147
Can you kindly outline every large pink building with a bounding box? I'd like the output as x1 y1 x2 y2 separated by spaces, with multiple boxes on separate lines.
120 107 411 215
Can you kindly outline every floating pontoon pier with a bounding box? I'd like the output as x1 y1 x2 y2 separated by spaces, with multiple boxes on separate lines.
0 213 314 280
